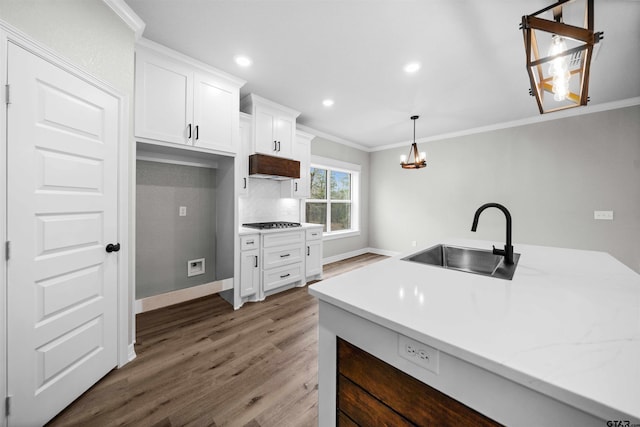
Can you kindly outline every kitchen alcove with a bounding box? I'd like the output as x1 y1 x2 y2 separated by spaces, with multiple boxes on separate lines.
135 142 235 311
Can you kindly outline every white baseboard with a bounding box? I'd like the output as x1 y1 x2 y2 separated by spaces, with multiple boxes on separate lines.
128 343 137 362
322 247 400 265
135 278 234 314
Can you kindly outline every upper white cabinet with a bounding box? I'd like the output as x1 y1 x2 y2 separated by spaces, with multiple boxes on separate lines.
135 39 245 154
240 94 300 159
282 130 314 198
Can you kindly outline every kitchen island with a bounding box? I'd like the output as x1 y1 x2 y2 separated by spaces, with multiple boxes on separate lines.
308 239 640 426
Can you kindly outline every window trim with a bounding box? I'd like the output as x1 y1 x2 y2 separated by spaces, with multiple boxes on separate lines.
305 155 360 238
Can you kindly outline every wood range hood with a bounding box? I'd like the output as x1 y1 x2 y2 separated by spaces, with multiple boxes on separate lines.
249 153 300 180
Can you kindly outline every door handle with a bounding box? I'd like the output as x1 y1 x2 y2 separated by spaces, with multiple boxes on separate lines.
295 182 298 192
254 255 258 268
243 177 247 189
274 140 277 151
195 125 199 140
307 246 310 256
277 141 281 152
106 243 121 253
187 123 192 139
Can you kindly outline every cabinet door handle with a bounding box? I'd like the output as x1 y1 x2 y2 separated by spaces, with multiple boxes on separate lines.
280 253 290 258
274 140 277 151
243 177 247 189
280 273 290 279
277 141 281 152
254 255 258 268
295 182 298 192
195 125 199 140
307 246 310 256
187 123 192 139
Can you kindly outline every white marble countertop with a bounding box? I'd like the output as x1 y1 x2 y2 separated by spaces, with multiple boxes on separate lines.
238 222 322 235
308 238 640 421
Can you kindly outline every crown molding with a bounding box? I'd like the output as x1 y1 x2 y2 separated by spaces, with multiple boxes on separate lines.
371 97 640 152
296 124 370 152
103 0 146 40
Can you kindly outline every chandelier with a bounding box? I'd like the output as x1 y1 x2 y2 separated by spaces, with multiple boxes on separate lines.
400 116 426 169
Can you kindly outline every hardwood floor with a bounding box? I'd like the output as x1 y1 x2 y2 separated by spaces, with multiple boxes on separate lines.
48 252 387 427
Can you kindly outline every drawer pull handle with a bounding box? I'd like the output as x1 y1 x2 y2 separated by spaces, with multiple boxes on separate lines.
246 240 254 245
280 273 290 278
311 233 318 236
280 253 290 258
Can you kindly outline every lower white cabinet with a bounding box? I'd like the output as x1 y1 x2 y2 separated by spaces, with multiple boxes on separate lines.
305 227 323 281
262 231 304 295
239 234 260 298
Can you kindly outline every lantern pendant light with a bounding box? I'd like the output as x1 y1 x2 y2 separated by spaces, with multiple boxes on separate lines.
521 0 603 114
400 116 426 169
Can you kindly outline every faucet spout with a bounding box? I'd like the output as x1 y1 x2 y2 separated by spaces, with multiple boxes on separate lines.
471 203 514 264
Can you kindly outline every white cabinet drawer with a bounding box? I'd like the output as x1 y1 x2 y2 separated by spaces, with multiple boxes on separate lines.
306 228 322 241
262 230 303 248
240 234 259 251
263 244 303 269
263 263 303 292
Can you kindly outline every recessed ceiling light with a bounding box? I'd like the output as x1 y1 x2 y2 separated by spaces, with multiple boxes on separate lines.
404 62 421 73
322 99 334 107
234 55 252 67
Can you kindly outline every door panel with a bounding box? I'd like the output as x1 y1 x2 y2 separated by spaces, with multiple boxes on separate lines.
7 42 119 426
193 73 235 153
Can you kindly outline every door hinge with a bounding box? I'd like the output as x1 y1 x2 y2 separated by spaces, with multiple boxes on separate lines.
5 84 9 105
5 395 11 416
5 241 9 261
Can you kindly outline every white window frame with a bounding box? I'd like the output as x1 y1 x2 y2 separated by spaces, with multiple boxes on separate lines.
304 155 360 240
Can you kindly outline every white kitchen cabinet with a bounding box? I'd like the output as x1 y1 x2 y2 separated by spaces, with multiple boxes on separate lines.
135 40 244 154
305 227 323 281
239 234 260 298
238 114 252 196
240 94 300 159
281 130 314 198
261 230 305 296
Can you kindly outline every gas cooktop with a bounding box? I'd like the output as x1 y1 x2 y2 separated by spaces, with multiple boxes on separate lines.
242 221 302 230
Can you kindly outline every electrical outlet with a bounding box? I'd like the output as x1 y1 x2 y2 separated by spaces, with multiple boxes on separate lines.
179 206 187 216
411 240 417 247
594 210 613 220
398 334 439 374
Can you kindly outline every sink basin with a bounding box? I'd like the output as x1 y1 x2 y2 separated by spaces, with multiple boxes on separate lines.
402 244 520 280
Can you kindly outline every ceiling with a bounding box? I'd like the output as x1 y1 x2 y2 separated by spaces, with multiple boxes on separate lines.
125 0 640 149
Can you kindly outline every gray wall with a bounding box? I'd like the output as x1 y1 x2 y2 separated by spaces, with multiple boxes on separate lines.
369 105 640 273
136 161 217 298
311 137 370 259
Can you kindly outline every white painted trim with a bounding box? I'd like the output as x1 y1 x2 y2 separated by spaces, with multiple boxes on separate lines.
0 24 8 427
297 123 369 152
322 248 369 265
135 278 234 314
371 97 640 152
310 155 361 172
127 344 137 363
367 247 401 257
322 247 399 265
136 38 246 88
240 93 300 118
102 0 146 40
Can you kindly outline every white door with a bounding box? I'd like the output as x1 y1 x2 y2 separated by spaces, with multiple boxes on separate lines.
306 240 322 277
254 107 277 155
274 114 294 159
193 72 236 153
6 43 119 426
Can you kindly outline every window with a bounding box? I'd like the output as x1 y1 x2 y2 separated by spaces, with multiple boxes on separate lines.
305 156 360 238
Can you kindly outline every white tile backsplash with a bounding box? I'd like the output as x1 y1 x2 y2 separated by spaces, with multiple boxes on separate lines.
239 178 300 223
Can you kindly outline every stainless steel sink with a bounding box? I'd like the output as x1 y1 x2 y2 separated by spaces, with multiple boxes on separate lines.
402 244 520 280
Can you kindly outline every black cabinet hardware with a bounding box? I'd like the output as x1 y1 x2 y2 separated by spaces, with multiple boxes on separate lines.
307 246 310 256
195 125 199 140
243 177 247 189
106 243 120 253
280 253 290 258
187 123 192 139
254 255 258 268
280 273 290 279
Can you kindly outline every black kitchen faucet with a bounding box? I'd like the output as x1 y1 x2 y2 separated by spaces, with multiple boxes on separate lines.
471 203 514 265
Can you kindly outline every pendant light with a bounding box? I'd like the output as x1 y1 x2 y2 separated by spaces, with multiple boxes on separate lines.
521 0 603 114
400 116 426 169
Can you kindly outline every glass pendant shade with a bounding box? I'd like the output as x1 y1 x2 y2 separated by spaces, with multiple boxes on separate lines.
521 0 603 114
400 116 426 169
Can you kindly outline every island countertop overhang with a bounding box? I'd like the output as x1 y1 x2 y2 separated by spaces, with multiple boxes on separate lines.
308 238 640 421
